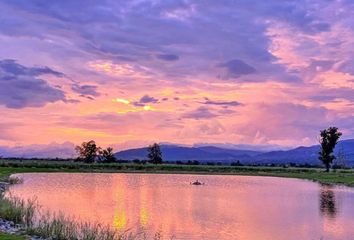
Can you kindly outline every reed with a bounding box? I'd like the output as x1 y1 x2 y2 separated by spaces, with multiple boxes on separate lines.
0 194 36 227
0 194 168 240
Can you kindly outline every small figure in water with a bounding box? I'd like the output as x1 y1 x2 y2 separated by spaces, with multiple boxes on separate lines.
191 180 204 185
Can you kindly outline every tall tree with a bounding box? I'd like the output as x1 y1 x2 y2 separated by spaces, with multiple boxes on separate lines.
75 140 101 163
318 127 342 172
147 143 163 164
99 147 117 163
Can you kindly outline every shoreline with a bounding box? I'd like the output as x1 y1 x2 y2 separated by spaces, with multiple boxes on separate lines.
5 168 350 185
1 163 354 239
0 182 9 193
0 181 34 240
1 162 354 187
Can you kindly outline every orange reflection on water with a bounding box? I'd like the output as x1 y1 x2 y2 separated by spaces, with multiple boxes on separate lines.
7 173 354 240
139 178 149 227
113 181 126 230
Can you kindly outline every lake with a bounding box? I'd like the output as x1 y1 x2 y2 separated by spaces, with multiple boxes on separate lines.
7 173 354 240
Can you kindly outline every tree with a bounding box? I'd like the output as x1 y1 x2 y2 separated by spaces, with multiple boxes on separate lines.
75 140 101 163
147 143 163 164
318 127 342 172
99 147 117 163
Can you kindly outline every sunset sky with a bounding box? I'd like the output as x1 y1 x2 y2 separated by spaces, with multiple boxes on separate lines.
1 0 354 152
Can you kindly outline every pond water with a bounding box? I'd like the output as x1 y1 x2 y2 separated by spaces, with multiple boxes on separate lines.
7 173 354 240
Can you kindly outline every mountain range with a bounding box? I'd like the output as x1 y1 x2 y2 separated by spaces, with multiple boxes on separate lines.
115 139 354 166
0 142 76 159
1 139 354 166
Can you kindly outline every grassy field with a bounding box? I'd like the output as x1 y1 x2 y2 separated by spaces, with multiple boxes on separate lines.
1 159 354 186
0 233 25 240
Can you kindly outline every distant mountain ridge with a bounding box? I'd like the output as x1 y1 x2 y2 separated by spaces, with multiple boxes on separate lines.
116 145 261 163
1 139 354 166
115 139 354 166
0 142 76 159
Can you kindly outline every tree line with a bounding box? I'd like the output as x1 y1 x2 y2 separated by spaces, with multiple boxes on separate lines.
75 126 344 172
75 141 162 164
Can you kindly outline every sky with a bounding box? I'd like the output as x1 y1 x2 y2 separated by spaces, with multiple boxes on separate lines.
1 0 354 153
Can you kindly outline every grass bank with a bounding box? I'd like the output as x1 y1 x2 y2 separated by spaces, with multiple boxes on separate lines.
0 233 25 240
1 159 354 186
0 193 164 240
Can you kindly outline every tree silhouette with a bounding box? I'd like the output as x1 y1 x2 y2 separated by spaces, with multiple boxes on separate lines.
75 140 101 163
147 143 163 164
319 184 337 219
319 127 342 172
99 147 117 163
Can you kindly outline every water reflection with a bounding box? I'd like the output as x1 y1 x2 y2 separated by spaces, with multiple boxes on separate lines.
319 184 337 219
139 177 149 227
113 179 127 230
7 173 354 240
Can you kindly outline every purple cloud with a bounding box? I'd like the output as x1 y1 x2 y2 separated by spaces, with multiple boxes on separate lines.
0 59 66 108
182 107 218 120
218 59 256 78
133 95 159 106
0 59 64 77
308 88 354 103
1 0 354 146
140 95 159 103
308 59 335 72
0 0 322 83
156 54 179 61
201 98 242 107
337 57 354 75
72 84 100 98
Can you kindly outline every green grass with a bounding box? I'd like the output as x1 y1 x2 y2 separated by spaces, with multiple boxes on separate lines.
0 194 161 240
0 233 26 240
1 159 354 186
0 194 36 228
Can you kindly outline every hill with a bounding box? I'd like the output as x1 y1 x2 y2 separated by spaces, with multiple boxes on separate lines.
115 139 354 166
116 145 262 164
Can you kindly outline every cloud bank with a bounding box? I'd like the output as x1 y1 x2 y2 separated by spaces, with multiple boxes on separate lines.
0 0 353 149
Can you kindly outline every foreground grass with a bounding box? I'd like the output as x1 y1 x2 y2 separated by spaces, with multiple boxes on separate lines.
1 159 354 186
0 194 163 240
0 233 25 240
